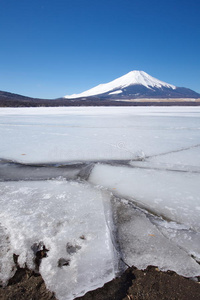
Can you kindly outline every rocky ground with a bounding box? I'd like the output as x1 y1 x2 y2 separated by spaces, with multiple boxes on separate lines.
0 265 200 300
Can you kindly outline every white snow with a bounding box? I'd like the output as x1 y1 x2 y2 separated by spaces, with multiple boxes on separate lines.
108 90 123 95
0 180 117 299
64 71 176 98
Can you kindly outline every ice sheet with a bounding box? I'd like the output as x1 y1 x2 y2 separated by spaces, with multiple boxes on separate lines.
145 146 200 168
0 180 116 300
0 107 200 163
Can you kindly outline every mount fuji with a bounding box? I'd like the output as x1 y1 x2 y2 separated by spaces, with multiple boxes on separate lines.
1 71 200 107
64 71 200 100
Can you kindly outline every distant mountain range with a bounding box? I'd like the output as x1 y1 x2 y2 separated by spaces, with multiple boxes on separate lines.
64 71 200 100
1 71 200 107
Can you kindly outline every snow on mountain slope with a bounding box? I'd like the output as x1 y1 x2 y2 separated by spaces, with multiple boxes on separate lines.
65 71 176 99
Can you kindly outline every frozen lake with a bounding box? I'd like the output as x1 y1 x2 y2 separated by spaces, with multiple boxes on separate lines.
0 107 200 300
1 106 200 164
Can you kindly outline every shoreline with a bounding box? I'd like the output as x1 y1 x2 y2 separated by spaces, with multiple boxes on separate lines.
1 265 200 300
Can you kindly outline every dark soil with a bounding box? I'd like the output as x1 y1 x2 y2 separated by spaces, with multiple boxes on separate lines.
0 266 200 300
78 266 200 300
0 268 56 300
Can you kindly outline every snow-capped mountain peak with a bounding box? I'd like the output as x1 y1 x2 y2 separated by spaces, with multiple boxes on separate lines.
122 70 176 89
64 70 176 99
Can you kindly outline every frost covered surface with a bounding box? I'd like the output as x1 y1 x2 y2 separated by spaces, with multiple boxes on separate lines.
0 180 117 300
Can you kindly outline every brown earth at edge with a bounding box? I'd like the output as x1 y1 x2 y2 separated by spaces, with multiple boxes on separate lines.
0 266 200 300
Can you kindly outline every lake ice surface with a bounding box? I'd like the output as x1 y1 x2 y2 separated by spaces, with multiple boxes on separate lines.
1 107 200 163
0 107 200 299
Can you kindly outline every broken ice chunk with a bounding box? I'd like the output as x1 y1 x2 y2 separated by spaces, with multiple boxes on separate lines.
0 180 117 300
89 164 200 231
112 199 200 277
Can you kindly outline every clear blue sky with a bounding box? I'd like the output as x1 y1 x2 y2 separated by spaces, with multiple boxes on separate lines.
0 0 200 98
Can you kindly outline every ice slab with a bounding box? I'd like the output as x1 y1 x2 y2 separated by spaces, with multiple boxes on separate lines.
1 107 200 163
0 180 117 300
89 164 200 232
150 217 200 263
112 199 200 277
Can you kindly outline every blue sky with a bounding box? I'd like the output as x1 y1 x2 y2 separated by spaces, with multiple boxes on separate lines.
0 0 200 98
